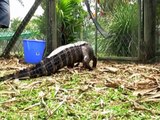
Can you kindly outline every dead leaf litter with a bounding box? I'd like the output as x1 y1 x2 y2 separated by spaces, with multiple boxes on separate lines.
0 58 160 104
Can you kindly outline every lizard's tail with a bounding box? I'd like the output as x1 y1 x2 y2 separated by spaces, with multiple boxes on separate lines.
0 67 31 82
0 74 15 81
0 59 50 82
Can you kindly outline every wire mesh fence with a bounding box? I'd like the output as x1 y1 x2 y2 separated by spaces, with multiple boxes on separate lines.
0 0 45 57
1 0 158 62
82 0 139 59
0 28 45 57
0 0 139 60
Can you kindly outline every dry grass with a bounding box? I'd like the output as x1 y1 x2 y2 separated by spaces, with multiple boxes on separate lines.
0 58 160 119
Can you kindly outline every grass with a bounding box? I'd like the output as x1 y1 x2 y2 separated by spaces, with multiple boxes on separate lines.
0 60 160 119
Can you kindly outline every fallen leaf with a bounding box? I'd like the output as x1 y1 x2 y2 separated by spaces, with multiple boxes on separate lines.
133 88 158 96
99 67 119 73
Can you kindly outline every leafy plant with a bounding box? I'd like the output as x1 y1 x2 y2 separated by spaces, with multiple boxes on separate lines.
10 17 44 39
103 2 138 57
39 0 87 45
57 0 87 44
82 0 138 57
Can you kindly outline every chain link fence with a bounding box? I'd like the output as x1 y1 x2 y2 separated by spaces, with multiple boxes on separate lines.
0 0 45 57
82 0 139 60
0 28 43 56
1 0 157 62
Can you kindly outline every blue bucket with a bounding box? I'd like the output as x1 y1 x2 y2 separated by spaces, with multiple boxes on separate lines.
23 39 46 64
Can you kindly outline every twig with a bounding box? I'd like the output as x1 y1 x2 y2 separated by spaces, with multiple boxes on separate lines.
53 96 67 112
0 91 17 95
47 96 67 119
22 102 41 111
8 82 20 94
133 101 160 115
54 84 60 97
0 66 25 70
0 97 17 104
25 81 42 89
41 97 53 116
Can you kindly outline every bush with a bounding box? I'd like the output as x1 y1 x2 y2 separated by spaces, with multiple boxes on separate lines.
99 2 138 57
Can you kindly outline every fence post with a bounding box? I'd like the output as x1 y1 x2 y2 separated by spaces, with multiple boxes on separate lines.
139 0 156 62
138 0 143 61
46 0 57 55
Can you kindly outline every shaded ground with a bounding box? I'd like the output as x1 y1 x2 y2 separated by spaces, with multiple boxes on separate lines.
0 58 160 119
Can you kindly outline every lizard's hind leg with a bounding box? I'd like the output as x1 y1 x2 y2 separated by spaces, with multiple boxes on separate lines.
92 55 97 68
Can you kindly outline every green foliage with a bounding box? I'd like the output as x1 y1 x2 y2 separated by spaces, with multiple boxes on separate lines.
40 0 87 44
83 0 138 57
10 0 139 57
28 16 46 39
10 18 21 31
10 17 45 39
101 2 138 57
57 0 87 44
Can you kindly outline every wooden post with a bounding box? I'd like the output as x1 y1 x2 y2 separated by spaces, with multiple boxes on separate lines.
138 0 144 61
46 0 57 55
95 0 98 56
141 0 156 62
